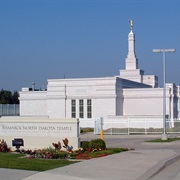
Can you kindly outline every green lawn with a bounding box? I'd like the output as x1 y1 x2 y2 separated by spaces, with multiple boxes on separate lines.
0 147 129 171
145 137 180 143
0 152 78 171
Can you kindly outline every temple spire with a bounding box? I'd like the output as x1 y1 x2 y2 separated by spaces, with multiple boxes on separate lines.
125 19 138 70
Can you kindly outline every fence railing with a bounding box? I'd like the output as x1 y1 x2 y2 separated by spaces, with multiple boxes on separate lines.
79 117 180 135
0 104 19 116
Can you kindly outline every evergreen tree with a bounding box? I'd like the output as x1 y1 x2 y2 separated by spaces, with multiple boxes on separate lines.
0 89 19 104
12 91 19 104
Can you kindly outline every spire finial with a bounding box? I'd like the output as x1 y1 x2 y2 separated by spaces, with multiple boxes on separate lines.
129 19 133 31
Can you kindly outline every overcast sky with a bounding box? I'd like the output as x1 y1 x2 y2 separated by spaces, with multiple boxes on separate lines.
0 0 179 91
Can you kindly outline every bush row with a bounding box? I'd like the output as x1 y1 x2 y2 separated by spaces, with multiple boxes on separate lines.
81 139 106 150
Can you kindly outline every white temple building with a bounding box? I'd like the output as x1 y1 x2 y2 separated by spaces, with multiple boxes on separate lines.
19 24 180 126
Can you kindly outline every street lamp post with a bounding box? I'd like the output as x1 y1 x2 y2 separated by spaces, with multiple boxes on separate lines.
152 49 175 140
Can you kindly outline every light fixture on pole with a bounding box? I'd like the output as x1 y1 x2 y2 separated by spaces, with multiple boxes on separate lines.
152 48 175 140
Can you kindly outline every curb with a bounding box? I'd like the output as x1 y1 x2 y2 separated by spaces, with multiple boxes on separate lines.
136 152 180 180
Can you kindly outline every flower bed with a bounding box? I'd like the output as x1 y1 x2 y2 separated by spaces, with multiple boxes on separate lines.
18 147 129 160
18 146 129 160
0 138 131 160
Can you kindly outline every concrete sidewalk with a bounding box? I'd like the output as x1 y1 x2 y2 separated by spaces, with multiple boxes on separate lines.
22 149 180 180
1 134 180 180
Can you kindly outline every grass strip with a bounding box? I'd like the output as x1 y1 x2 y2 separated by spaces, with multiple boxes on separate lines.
0 148 129 171
90 148 128 158
0 152 78 171
145 137 180 143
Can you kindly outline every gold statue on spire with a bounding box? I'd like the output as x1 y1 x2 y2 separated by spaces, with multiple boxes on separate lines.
129 19 133 31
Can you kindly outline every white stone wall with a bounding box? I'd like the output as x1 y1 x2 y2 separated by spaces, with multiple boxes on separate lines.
47 77 118 118
177 86 180 118
119 69 144 83
143 75 158 88
116 97 123 116
123 88 163 116
47 99 65 118
19 91 47 117
123 85 179 119
93 98 116 118
166 83 179 119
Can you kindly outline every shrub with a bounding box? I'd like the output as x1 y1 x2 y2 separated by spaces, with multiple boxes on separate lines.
42 147 56 154
80 128 94 133
81 141 89 150
89 139 106 150
56 151 68 159
0 139 10 152
80 129 84 133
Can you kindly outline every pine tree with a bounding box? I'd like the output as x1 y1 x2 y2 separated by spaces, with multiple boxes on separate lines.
0 89 19 104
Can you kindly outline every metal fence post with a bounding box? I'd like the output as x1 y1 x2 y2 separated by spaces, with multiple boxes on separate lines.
0 104 2 116
7 104 8 115
100 117 103 131
128 117 130 135
14 104 15 115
